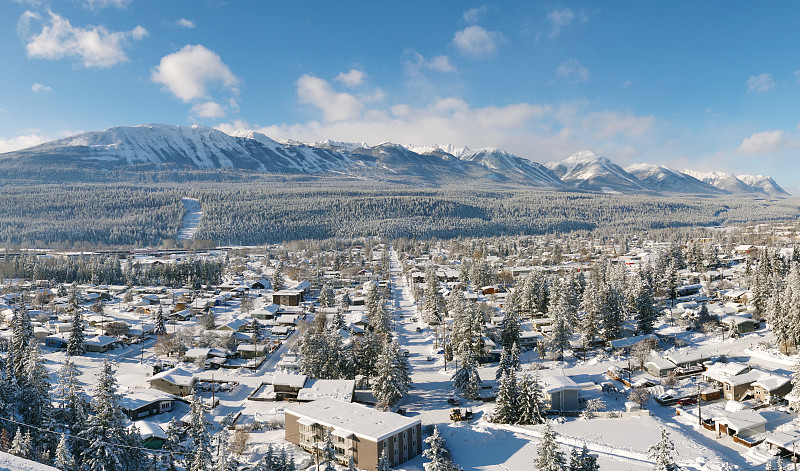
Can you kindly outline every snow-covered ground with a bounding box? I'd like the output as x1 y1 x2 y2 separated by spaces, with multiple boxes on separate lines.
176 197 202 241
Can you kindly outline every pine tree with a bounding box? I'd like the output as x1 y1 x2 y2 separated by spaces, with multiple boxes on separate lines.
67 309 86 357
54 433 77 471
493 370 519 424
272 262 285 291
568 444 599 471
321 430 337 471
518 373 546 425
319 284 335 308
332 309 346 331
11 306 33 380
599 285 624 342
634 282 658 335
452 353 482 400
155 306 167 336
496 347 512 381
500 302 521 351
188 396 213 471
536 423 566 471
80 358 143 471
347 455 359 471
376 451 392 471
548 296 573 361
53 357 90 440
372 339 410 406
647 427 679 471
425 267 444 325
423 426 455 471
20 344 52 428
9 428 30 458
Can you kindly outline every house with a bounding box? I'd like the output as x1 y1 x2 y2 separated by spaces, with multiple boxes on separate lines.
251 279 271 290
85 335 122 353
720 316 758 335
541 375 581 412
285 398 422 470
702 362 749 386
272 290 304 306
184 347 212 363
720 370 767 401
608 334 658 353
119 391 176 421
713 409 767 438
147 367 196 396
130 422 167 449
664 351 712 369
752 374 792 403
44 333 69 349
645 358 678 377
251 303 280 320
237 344 267 359
217 318 249 332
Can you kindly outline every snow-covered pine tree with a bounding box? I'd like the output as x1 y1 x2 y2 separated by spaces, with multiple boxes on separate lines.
372 339 409 407
568 444 599 471
54 433 77 471
154 307 167 336
500 299 521 351
161 417 185 470
319 284 335 308
321 430 337 471
11 306 33 380
67 309 86 356
80 358 143 471
272 263 285 292
332 309 346 331
347 455 359 471
20 344 52 429
423 426 455 471
493 370 519 424
53 358 89 456
518 373 546 425
647 427 679 471
452 353 482 400
634 282 658 335
187 395 213 471
496 347 511 381
535 423 565 471
599 284 624 342
376 451 392 471
510 342 520 371
547 296 573 361
9 428 30 458
425 267 444 325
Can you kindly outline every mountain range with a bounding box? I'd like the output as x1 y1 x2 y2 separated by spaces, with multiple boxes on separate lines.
0 123 790 196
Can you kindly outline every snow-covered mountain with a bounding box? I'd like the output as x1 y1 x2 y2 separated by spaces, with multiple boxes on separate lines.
683 170 766 195
625 163 726 195
0 124 790 195
546 151 648 193
737 174 790 196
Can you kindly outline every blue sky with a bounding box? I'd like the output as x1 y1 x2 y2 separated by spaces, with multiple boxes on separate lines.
2 1 800 190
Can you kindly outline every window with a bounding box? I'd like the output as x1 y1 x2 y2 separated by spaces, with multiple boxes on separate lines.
393 436 397 442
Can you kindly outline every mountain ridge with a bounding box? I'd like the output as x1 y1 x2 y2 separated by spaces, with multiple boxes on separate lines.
0 123 790 196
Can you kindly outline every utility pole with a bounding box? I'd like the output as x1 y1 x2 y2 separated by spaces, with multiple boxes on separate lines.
697 378 702 427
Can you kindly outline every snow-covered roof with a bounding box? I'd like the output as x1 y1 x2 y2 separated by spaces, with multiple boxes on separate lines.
147 367 196 386
541 375 580 393
119 390 174 411
713 409 767 433
268 373 307 389
297 379 356 402
284 398 420 442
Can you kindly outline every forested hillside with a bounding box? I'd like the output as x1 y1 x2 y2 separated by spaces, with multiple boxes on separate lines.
0 179 797 247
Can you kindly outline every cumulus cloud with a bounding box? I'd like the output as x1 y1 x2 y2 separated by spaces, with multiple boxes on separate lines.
151 44 240 103
737 130 790 155
20 10 147 68
0 132 48 153
217 76 655 165
452 25 503 58
335 69 365 88
191 101 226 119
176 18 195 28
747 73 775 93
31 82 52 93
297 74 364 122
555 59 589 83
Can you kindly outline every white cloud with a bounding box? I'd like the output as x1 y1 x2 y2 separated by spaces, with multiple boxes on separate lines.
31 82 52 93
462 6 488 24
555 59 589 83
151 44 240 102
191 101 226 119
747 73 775 93
452 25 503 58
335 69 365 88
217 78 655 165
737 130 789 155
297 74 364 122
404 50 456 76
0 132 48 153
547 8 587 38
81 0 131 9
176 18 195 28
20 10 147 68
